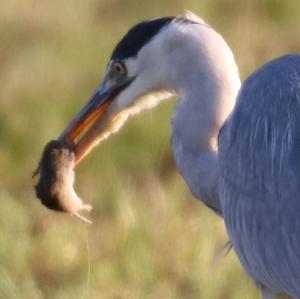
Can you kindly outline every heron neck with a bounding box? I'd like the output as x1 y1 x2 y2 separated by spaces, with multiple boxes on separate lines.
171 56 240 215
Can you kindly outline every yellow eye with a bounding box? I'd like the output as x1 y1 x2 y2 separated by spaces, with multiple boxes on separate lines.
113 61 126 75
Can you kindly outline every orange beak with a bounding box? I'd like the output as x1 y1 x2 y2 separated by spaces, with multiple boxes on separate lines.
59 78 132 164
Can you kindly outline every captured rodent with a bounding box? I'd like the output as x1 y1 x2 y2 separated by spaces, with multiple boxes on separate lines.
34 140 92 223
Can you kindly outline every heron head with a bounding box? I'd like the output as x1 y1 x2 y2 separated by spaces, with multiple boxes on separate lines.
59 13 210 163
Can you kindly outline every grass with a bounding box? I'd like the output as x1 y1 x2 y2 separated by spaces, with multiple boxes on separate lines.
0 0 299 298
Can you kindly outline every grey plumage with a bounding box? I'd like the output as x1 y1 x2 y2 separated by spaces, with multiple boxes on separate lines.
219 54 300 298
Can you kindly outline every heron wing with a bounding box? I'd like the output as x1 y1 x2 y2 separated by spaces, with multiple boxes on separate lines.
219 54 300 297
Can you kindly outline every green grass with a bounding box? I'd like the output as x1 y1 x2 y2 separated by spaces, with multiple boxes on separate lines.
0 0 299 298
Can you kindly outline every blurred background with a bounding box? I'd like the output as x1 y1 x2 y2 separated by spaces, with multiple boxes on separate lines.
0 0 299 298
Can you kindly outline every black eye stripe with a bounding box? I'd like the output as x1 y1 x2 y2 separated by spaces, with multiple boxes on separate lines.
111 17 175 60
110 16 200 61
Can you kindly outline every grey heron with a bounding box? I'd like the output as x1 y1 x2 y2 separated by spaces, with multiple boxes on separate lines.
57 12 300 299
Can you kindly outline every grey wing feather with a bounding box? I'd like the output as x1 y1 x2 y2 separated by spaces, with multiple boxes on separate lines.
219 54 300 298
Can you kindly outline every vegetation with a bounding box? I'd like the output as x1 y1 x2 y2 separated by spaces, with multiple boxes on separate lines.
0 0 299 298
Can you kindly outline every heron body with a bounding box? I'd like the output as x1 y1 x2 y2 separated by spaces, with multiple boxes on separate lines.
219 54 300 298
58 12 300 298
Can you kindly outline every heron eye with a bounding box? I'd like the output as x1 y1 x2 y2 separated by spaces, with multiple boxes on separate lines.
113 61 126 76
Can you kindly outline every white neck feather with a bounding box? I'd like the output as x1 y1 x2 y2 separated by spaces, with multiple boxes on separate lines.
169 21 241 214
